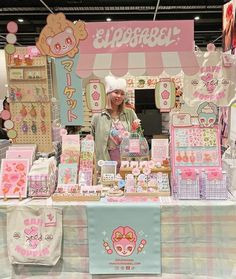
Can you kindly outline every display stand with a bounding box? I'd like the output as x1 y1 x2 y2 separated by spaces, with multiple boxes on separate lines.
121 166 171 197
3 192 23 202
52 193 101 202
171 124 224 199
52 154 100 202
121 155 150 162
125 190 170 197
119 166 171 179
5 47 53 152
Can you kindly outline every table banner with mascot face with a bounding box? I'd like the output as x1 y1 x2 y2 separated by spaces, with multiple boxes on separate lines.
87 203 161 274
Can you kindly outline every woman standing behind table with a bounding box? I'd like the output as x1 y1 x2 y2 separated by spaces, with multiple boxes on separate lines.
91 76 137 168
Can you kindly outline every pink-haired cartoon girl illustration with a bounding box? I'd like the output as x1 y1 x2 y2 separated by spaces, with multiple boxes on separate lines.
111 226 137 257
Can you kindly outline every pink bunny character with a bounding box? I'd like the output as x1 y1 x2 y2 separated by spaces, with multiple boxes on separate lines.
111 226 137 256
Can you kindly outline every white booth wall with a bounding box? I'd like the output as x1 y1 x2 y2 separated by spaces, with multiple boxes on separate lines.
0 50 8 102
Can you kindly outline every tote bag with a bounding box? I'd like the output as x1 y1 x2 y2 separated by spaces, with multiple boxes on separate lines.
7 206 62 266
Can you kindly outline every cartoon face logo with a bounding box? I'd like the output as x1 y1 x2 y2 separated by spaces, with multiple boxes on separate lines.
201 73 218 93
198 114 216 127
197 102 217 127
36 13 87 58
111 226 137 256
46 27 76 56
24 226 42 249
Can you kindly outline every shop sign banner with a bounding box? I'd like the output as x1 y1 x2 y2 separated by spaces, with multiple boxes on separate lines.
183 52 236 106
54 54 84 126
79 20 194 54
87 203 161 274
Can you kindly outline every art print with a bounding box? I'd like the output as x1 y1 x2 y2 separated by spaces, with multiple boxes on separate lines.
57 163 78 185
151 139 169 163
62 134 80 152
0 159 30 198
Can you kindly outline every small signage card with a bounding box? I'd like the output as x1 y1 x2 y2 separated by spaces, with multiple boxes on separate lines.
172 113 192 127
151 139 169 163
129 139 140 154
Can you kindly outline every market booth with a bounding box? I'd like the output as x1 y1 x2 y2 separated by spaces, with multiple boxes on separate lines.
1 11 236 279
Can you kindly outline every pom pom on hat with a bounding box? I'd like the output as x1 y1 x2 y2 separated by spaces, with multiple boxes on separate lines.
105 75 126 94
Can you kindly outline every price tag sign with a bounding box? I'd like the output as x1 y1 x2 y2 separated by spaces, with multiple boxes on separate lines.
129 139 140 153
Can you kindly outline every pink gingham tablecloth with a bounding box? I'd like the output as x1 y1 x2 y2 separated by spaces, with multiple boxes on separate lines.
0 198 236 279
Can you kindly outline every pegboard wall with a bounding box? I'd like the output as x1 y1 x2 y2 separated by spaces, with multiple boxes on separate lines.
6 47 53 153
10 102 52 152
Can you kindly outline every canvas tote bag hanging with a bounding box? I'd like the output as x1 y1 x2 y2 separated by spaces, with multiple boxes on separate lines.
7 206 62 266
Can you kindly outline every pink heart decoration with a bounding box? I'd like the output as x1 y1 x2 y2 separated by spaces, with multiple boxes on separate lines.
201 73 213 82
24 226 38 235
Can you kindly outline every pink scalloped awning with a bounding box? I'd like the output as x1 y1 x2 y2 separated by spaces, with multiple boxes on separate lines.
77 51 200 78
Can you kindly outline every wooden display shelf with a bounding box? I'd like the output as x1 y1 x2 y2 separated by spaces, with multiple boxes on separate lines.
125 191 170 197
52 194 101 202
10 78 47 82
119 166 171 179
8 65 46 68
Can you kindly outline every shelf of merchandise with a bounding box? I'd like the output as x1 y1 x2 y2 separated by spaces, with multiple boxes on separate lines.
119 166 171 179
6 48 53 152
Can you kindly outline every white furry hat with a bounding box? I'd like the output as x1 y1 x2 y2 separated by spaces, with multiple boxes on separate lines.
105 75 126 94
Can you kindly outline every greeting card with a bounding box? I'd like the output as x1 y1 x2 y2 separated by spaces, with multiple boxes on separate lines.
151 139 169 163
57 163 78 185
62 134 80 152
0 159 30 198
61 134 80 163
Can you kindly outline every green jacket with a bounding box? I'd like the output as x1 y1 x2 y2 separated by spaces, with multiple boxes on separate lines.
91 108 137 163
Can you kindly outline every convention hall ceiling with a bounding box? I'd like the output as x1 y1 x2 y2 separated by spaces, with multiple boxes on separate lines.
0 0 227 49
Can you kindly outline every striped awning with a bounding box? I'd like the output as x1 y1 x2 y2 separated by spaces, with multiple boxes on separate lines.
77 51 200 78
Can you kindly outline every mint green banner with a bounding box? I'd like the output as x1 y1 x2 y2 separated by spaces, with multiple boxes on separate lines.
87 203 161 274
54 53 84 126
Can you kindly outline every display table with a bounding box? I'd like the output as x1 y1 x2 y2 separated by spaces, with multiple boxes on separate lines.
1 197 236 279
